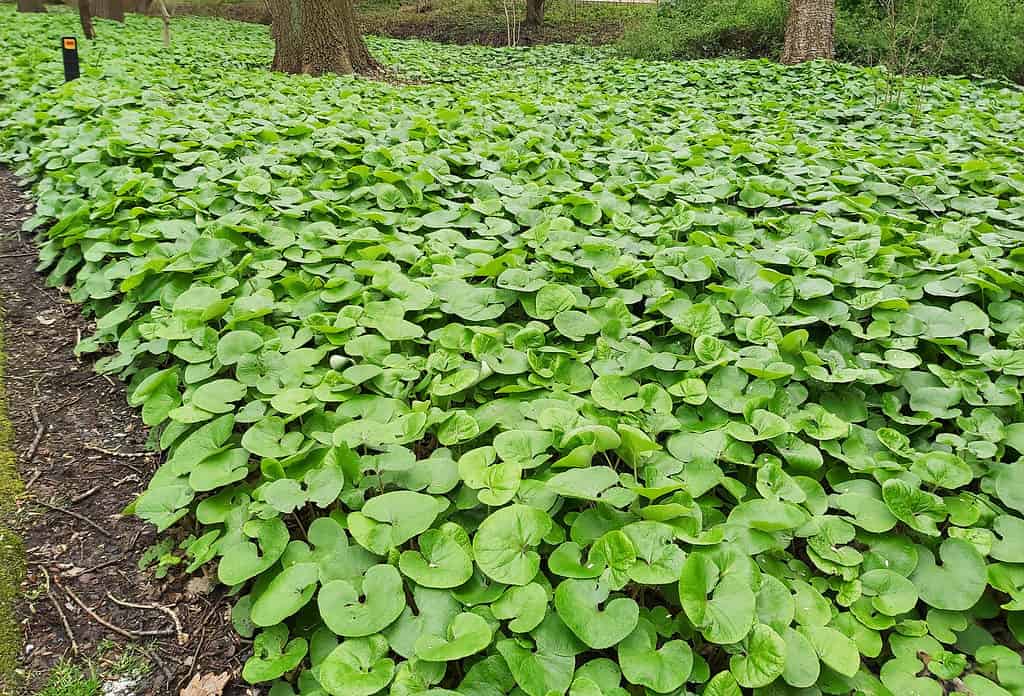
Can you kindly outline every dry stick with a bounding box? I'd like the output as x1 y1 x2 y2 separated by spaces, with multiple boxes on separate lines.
178 622 207 692
177 595 224 691
35 499 114 539
83 444 154 459
139 644 174 684
910 188 941 219
40 566 79 656
24 469 42 489
106 593 187 645
23 405 46 465
70 486 102 505
48 391 89 416
67 556 124 578
57 581 175 640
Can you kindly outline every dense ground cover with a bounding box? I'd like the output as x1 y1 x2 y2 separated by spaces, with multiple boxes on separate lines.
2 8 1024 695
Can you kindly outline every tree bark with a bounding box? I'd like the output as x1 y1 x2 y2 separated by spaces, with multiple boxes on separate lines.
781 0 835 64
268 0 303 72
93 0 125 21
158 0 171 46
267 0 376 75
16 0 46 13
79 0 97 38
525 0 544 27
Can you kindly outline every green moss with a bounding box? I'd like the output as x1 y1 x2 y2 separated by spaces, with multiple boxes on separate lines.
36 661 100 696
0 316 26 695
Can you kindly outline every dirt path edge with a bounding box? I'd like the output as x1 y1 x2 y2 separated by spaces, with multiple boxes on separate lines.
0 168 246 695
0 308 27 696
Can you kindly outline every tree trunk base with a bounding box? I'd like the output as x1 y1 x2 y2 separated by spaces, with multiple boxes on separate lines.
94 0 125 21
781 0 835 65
524 0 544 28
268 0 378 76
16 0 46 13
80 0 96 38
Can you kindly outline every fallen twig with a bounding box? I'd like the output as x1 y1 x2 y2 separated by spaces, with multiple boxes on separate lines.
84 444 154 459
48 391 88 416
107 593 188 645
35 499 114 539
40 566 79 655
178 595 224 690
57 581 175 641
138 643 174 684
67 556 124 578
70 486 102 505
23 405 46 465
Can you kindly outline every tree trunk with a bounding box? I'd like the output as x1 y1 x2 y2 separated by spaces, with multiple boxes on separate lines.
781 0 834 64
267 0 376 75
94 0 125 21
159 0 171 46
16 0 46 13
268 0 304 72
80 0 97 38
135 0 152 13
525 0 544 27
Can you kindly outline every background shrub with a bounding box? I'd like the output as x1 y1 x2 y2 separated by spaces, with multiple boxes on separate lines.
619 0 1024 82
619 0 786 61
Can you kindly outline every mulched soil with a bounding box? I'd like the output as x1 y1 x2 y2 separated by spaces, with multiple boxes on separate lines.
0 168 251 695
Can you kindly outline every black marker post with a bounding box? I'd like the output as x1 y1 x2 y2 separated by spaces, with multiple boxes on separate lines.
62 37 80 82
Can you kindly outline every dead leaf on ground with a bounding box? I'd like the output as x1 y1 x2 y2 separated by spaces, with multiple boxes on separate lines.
185 574 215 596
180 671 231 696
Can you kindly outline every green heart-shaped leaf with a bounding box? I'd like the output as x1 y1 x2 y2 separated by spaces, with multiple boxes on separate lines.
473 504 552 585
618 618 692 692
910 538 987 611
399 523 474 589
679 551 756 644
348 491 446 555
318 564 406 637
492 582 548 633
729 623 786 688
496 639 575 696
415 612 493 661
251 562 319 627
242 625 308 684
554 578 639 649
318 635 395 696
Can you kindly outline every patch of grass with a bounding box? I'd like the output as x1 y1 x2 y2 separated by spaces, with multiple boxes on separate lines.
0 318 26 696
33 643 148 696
95 641 151 680
36 661 100 696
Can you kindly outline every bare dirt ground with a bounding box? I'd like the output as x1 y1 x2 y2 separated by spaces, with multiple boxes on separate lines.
0 168 250 695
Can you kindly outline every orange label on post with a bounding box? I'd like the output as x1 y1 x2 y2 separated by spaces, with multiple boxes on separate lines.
62 36 80 81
